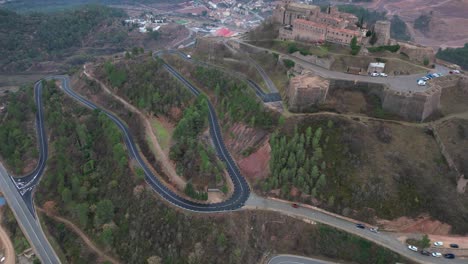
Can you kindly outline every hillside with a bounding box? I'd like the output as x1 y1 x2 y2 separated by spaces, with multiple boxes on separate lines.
358 0 468 48
0 5 127 72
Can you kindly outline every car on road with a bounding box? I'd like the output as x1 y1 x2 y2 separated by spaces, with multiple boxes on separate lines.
371 72 380 77
450 243 459 248
186 54 191 59
444 253 456 259
369 227 378 233
434 241 444 246
291 203 299 208
432 252 442 257
408 245 418 252
417 79 426 86
356 223 365 229
420 250 431 256
379 73 388 77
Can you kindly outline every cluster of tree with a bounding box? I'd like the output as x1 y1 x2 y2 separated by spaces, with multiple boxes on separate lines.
38 80 128 251
390 15 411 41
192 66 278 129
350 36 361 55
264 124 334 202
0 86 37 173
100 59 193 118
436 44 468 70
414 14 432 32
170 96 225 199
0 5 126 72
336 5 386 27
104 61 127 87
367 44 400 53
282 59 295 69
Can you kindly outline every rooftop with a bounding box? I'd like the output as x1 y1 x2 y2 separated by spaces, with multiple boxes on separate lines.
294 19 327 30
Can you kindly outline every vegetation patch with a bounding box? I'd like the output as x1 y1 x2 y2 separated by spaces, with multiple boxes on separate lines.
0 85 37 174
368 45 401 53
436 43 468 70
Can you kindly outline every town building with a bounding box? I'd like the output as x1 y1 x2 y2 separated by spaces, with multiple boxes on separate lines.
274 1 363 45
368 62 385 74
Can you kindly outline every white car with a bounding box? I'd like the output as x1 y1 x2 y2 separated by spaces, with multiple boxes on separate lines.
434 241 444 246
371 72 379 77
379 73 388 77
408 245 418 252
432 252 442 257
186 54 191 59
417 80 426 86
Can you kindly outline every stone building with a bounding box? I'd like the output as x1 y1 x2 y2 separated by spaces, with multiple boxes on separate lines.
274 0 363 46
287 73 330 112
373 20 391 46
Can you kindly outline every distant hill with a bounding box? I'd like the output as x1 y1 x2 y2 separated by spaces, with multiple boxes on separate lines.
0 5 126 72
1 0 185 12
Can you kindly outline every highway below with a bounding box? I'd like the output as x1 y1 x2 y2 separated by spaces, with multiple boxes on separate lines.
268 255 337 264
0 164 60 264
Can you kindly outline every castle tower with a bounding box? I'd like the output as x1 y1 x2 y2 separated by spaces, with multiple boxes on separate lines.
373 20 391 46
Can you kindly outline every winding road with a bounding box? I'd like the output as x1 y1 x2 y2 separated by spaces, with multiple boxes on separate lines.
0 48 465 263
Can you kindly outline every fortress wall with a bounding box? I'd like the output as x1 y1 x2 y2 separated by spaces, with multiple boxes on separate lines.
328 79 440 121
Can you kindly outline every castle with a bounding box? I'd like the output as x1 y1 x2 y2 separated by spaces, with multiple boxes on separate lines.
273 0 365 45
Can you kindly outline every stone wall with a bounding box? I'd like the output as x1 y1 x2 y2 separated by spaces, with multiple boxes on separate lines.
398 42 435 64
328 78 443 121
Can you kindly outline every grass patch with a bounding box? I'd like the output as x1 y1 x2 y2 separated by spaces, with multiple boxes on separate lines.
151 118 171 150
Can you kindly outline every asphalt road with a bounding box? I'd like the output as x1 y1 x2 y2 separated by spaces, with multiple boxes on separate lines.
247 194 465 264
55 75 251 212
158 50 281 102
0 164 60 264
268 255 337 264
234 40 450 93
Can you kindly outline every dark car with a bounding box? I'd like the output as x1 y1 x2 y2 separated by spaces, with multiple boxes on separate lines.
450 244 459 248
291 203 299 208
420 250 431 256
356 223 365 229
444 253 455 259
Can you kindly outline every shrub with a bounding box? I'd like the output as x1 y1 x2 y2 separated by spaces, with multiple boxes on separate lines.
368 45 400 53
282 59 295 69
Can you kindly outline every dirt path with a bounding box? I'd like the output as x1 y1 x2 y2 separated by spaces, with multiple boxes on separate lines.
0 211 15 264
82 65 186 190
37 208 120 264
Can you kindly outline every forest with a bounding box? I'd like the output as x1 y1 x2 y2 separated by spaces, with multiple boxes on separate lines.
192 66 278 130
436 43 468 70
0 86 37 174
0 5 126 71
170 96 227 198
390 15 411 41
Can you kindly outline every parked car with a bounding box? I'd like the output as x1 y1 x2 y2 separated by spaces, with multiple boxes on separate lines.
434 241 444 246
291 203 299 208
426 74 434 79
379 73 388 77
450 70 461 74
186 54 191 59
420 250 431 256
444 253 456 259
408 245 418 252
371 72 380 77
356 223 365 229
369 227 379 233
450 244 459 248
432 252 442 257
432 73 441 78
417 80 426 86
422 77 430 81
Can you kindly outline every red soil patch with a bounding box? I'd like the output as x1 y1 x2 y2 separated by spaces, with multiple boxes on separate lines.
378 214 452 235
238 140 271 181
